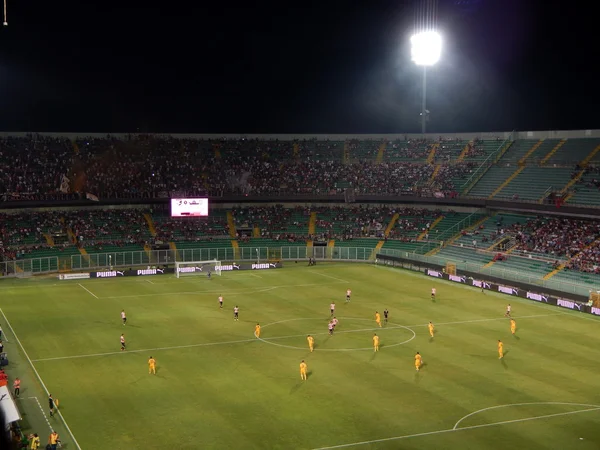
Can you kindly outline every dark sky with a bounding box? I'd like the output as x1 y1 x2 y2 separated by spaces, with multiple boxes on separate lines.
0 0 596 134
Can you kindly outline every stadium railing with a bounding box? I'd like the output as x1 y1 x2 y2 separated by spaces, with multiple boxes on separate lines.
461 130 515 194
0 246 595 297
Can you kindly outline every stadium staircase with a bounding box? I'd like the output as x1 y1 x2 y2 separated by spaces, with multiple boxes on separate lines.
293 143 300 160
456 141 473 162
169 242 180 260
227 211 240 258
540 139 567 165
342 142 350 164
370 212 400 260
581 143 600 166
231 240 240 259
253 226 260 238
430 164 441 182
559 168 586 197
328 239 335 257
142 213 157 259
143 213 157 237
307 211 317 250
433 215 490 252
71 140 80 154
518 140 544 164
488 166 525 199
43 233 55 247
226 211 237 238
481 243 518 269
78 246 90 262
417 215 443 241
213 143 222 159
375 141 386 164
426 143 439 164
543 236 600 280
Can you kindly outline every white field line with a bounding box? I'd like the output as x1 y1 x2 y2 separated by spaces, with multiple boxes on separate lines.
311 407 600 450
101 282 345 299
311 271 349 283
373 264 600 324
249 273 263 278
452 401 600 430
31 312 559 363
0 309 82 450
77 283 98 299
19 396 57 437
145 279 154 285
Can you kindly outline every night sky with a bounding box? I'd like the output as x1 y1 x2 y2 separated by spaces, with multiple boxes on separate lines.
0 0 596 134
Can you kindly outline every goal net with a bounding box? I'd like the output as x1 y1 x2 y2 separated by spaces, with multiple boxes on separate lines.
175 260 221 278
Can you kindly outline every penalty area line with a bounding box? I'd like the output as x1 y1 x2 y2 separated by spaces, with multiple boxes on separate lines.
78 283 98 299
311 407 600 449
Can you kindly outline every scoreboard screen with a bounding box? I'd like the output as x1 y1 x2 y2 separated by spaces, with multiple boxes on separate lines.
170 198 209 217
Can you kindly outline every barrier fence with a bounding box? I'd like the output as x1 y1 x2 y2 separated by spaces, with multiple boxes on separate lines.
1 245 596 297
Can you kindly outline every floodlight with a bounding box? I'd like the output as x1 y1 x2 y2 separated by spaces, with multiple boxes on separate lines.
410 31 442 66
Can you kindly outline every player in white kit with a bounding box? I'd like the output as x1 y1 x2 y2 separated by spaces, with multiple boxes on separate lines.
330 302 335 316
431 288 436 300
121 310 127 325
346 289 352 303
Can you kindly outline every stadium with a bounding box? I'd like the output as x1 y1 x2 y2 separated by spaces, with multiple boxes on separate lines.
1 131 600 449
1 1 599 449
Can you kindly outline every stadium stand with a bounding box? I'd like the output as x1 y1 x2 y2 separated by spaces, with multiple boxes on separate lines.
1 132 600 288
467 166 517 198
493 167 574 201
570 166 600 206
544 138 600 165
2 134 600 203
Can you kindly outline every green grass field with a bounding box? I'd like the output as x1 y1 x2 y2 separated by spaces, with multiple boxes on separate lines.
2 263 600 450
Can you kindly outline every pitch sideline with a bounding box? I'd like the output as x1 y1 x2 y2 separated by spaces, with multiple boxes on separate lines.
0 308 83 450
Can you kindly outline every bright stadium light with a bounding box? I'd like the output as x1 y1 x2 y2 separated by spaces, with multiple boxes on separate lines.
410 31 442 66
410 30 442 134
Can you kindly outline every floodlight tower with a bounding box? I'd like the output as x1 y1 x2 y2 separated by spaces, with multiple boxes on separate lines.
411 30 442 135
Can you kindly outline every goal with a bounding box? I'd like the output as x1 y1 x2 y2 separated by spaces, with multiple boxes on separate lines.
175 260 221 278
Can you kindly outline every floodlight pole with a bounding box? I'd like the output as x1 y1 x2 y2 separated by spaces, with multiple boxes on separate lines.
421 66 427 135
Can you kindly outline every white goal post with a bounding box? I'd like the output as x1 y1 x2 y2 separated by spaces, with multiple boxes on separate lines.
175 260 221 278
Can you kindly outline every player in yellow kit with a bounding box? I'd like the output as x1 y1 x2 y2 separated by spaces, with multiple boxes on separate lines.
510 319 516 335
300 360 307 380
375 311 382 328
148 356 156 375
307 335 314 352
415 352 422 371
498 340 504 359
373 333 380 352
254 323 261 338
428 321 435 338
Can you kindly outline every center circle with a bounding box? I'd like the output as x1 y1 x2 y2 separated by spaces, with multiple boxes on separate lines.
258 317 416 351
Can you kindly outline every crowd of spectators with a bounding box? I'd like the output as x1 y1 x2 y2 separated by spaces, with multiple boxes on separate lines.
385 139 430 160
514 217 600 259
153 211 229 242
566 239 600 274
64 209 149 249
388 208 446 241
0 135 461 200
0 135 73 200
432 162 476 194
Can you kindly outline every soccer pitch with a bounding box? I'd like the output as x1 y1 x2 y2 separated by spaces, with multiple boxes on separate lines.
2 263 600 450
